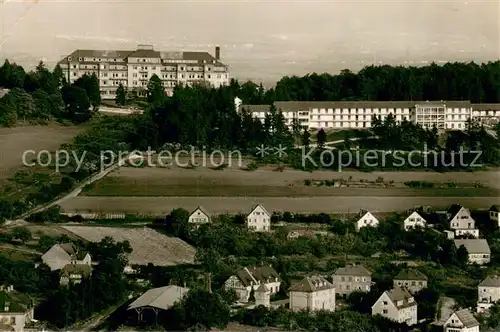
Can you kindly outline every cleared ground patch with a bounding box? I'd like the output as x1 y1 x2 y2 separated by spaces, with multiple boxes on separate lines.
61 226 196 266
0 125 83 179
60 196 500 215
82 167 500 197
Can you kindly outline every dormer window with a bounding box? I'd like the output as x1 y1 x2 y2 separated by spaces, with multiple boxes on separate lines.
78 57 82 61
68 56 72 61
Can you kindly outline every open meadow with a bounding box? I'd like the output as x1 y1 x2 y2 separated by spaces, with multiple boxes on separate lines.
0 125 83 181
61 226 196 266
59 196 500 215
82 166 500 197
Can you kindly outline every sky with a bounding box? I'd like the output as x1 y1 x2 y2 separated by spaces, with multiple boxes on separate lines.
0 0 498 85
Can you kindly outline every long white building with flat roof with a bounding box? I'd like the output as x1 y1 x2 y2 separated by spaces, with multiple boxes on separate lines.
58 45 229 100
239 100 500 131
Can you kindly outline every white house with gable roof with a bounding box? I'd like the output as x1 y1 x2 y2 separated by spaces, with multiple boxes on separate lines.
477 275 500 313
355 211 379 232
403 211 427 231
447 204 479 238
372 287 417 326
443 309 479 332
187 206 211 225
246 204 271 232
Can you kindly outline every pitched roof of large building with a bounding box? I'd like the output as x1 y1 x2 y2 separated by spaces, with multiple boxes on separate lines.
128 285 189 311
394 269 428 281
334 264 371 277
385 287 417 309
454 239 491 254
450 309 479 328
234 266 280 287
479 275 500 287
289 275 334 293
471 104 500 111
59 48 221 65
60 264 92 278
270 100 472 112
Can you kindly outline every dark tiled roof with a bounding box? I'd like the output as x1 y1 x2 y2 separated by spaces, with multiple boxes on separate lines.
60 264 92 278
472 104 500 111
234 266 280 287
58 50 133 64
387 287 417 309
490 205 500 212
334 265 371 277
394 269 428 281
271 100 471 111
447 204 464 222
289 275 334 292
248 204 271 218
128 49 161 58
181 52 215 62
479 275 500 287
189 206 210 218
453 309 479 328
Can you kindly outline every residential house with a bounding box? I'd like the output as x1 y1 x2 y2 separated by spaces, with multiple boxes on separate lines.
443 309 479 332
332 264 372 296
59 264 93 286
0 286 34 332
447 204 479 238
246 204 271 232
403 211 427 231
40 243 92 271
355 211 380 232
187 206 211 225
128 285 189 324
454 239 491 265
393 269 428 294
371 287 418 326
289 275 335 312
224 266 281 302
489 205 499 226
477 275 500 313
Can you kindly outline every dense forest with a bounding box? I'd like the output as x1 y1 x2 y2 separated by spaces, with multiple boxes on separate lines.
236 61 500 104
0 60 100 126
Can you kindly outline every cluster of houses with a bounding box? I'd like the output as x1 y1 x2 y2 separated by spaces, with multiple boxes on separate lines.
38 243 93 286
188 203 498 266
124 262 493 331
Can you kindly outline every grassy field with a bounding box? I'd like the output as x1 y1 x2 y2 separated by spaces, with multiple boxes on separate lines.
81 167 500 197
0 124 83 180
59 196 500 215
61 226 196 266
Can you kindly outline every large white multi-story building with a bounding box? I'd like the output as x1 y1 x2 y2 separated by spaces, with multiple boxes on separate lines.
239 100 500 131
58 45 229 99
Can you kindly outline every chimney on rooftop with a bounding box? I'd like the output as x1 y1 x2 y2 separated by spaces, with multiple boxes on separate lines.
215 46 220 61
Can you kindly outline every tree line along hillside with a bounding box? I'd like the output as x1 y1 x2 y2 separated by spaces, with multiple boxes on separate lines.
236 61 500 104
0 60 100 126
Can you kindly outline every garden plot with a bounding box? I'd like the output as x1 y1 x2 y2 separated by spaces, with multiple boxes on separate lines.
61 226 196 266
